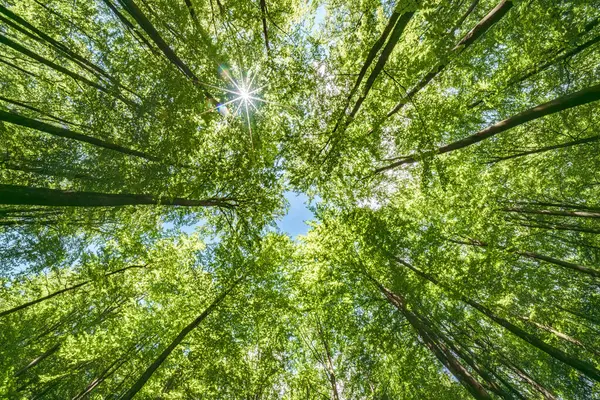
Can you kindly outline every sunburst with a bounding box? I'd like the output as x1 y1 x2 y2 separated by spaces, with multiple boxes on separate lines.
200 68 269 148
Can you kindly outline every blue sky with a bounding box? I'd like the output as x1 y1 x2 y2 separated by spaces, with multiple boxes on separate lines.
166 192 315 239
277 192 315 238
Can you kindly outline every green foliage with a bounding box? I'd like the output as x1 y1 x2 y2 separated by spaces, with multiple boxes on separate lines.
1 0 600 398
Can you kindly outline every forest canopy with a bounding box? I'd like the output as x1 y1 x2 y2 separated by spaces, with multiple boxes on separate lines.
1 0 600 398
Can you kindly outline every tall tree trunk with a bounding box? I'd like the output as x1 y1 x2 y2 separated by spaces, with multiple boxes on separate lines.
259 0 270 54
0 185 238 209
327 2 405 141
488 134 600 163
385 0 513 118
422 313 514 399
390 257 600 382
502 207 600 219
0 95 82 127
0 110 160 161
115 0 217 104
376 84 600 172
120 277 243 400
375 282 493 399
316 318 340 400
0 6 120 85
0 265 144 318
347 11 415 121
449 238 600 278
520 317 600 357
14 343 61 377
0 33 134 107
500 356 557 400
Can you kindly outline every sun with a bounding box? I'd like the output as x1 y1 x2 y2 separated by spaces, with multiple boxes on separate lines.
199 68 271 147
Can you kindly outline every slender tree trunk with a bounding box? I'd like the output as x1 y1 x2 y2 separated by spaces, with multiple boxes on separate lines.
501 356 557 400
0 6 109 81
0 95 81 127
120 277 243 399
0 110 160 161
0 265 144 318
385 0 513 118
328 3 404 137
502 207 600 219
116 0 217 104
14 343 61 377
0 184 238 208
488 134 600 163
517 221 600 235
520 317 600 357
316 318 340 400
422 314 513 399
0 33 134 107
449 238 600 278
390 257 600 382
347 11 414 121
376 84 600 172
450 0 481 33
556 305 600 327
375 283 492 399
259 0 270 54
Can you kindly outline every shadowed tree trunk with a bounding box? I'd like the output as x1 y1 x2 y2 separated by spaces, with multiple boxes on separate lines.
0 265 144 318
120 277 243 400
0 33 134 107
372 279 493 399
0 185 239 209
488 134 600 163
376 83 600 172
389 256 600 382
385 0 513 118
0 110 160 161
115 0 217 104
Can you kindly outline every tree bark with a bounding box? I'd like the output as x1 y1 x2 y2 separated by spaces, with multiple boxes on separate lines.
0 184 238 209
449 238 600 278
120 277 243 400
0 110 160 161
116 0 217 104
376 282 493 399
376 83 600 172
391 257 600 382
14 343 61 377
0 265 144 318
0 33 134 107
502 207 600 219
488 134 600 163
385 0 513 118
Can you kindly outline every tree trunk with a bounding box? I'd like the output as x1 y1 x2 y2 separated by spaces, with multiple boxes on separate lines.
316 318 340 400
376 83 600 172
391 257 600 382
385 0 513 118
0 110 160 161
449 238 600 278
0 184 238 209
348 11 414 121
120 277 243 400
520 317 600 357
116 0 217 104
488 134 600 163
0 265 144 318
14 343 61 377
377 283 493 399
0 33 134 107
502 207 600 219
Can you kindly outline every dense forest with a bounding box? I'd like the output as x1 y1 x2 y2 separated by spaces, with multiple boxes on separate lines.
0 0 599 398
